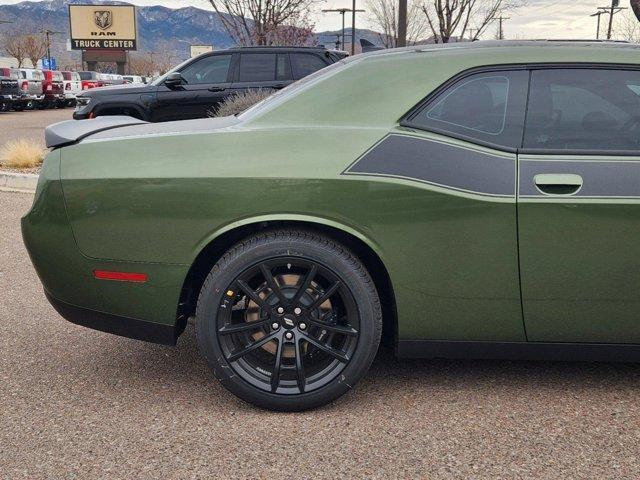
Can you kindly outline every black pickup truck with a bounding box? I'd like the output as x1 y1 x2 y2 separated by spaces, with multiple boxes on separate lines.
0 74 22 111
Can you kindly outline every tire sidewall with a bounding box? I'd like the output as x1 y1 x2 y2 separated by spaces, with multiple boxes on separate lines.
196 233 381 411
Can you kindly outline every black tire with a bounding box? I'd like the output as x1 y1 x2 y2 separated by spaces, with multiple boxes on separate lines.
196 229 382 411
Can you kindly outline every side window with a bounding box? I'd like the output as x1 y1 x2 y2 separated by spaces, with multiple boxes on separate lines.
179 54 231 85
405 70 529 149
524 69 640 151
290 53 328 80
239 53 277 82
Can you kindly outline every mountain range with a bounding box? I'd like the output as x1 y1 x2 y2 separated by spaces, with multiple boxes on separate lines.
0 0 384 65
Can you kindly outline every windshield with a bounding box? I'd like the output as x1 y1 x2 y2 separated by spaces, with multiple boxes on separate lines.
238 57 355 121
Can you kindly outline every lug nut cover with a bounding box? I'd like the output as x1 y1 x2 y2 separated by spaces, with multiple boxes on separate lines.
272 322 280 330
285 332 293 340
299 322 307 330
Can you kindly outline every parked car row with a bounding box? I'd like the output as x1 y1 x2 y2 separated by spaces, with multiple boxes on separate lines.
0 68 149 112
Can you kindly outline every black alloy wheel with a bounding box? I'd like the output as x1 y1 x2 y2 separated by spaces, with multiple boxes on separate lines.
196 230 382 411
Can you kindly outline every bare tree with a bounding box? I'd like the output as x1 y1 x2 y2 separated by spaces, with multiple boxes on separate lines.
367 0 429 47
209 0 321 46
615 9 640 43
422 0 524 43
267 12 317 46
23 35 47 70
1 34 28 67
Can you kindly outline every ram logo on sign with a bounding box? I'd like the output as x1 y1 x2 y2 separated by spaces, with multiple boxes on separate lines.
69 4 137 50
94 10 113 31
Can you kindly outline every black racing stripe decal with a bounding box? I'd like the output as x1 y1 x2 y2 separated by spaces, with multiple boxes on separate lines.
520 160 640 197
344 134 515 197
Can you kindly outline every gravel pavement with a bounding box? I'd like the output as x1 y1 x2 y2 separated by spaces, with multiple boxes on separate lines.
2 190 640 479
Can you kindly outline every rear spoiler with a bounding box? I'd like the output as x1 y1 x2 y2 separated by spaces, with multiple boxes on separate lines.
45 116 148 148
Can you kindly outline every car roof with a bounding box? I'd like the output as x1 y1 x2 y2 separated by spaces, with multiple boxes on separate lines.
204 46 336 55
358 39 640 59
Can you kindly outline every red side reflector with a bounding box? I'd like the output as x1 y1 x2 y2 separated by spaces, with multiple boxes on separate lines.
93 270 148 283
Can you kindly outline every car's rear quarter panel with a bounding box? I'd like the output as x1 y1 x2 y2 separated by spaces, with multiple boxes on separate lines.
54 44 640 340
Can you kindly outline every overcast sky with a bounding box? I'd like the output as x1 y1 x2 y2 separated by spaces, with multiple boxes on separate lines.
0 0 631 38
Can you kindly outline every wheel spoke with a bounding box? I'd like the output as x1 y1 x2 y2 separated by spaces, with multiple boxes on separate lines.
237 279 268 310
300 331 350 363
308 281 342 310
218 317 269 335
260 264 287 305
294 336 306 393
228 332 277 362
270 338 284 392
291 264 317 305
307 318 358 336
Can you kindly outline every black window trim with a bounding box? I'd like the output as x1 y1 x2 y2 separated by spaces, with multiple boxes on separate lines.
400 62 640 156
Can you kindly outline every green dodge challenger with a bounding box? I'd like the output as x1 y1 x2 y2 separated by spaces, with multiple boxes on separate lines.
22 41 640 410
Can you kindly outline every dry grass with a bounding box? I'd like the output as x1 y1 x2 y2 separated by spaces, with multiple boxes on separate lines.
210 88 275 117
1 139 46 169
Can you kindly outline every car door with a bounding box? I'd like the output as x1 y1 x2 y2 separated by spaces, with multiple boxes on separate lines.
373 69 529 342
229 52 292 97
518 67 640 343
154 53 233 121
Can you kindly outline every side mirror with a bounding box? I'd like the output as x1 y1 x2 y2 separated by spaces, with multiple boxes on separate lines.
164 72 185 89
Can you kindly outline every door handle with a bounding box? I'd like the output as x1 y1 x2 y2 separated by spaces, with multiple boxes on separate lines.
533 174 583 196
273 83 286 89
208 86 226 92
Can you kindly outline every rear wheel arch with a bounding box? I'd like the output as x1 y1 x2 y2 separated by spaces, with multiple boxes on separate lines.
94 103 148 120
178 218 397 348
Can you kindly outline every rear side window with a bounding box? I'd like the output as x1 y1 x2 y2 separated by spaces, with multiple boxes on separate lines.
290 53 328 79
405 70 529 149
524 68 640 152
239 53 277 82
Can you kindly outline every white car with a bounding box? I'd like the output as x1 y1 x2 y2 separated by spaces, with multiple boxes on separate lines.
122 75 145 84
61 71 82 106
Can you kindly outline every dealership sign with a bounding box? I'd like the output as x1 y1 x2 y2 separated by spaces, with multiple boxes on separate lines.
69 4 137 50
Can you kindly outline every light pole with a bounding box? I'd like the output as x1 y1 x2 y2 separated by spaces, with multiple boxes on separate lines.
322 7 364 52
351 0 357 55
591 10 604 39
397 0 407 47
43 29 63 69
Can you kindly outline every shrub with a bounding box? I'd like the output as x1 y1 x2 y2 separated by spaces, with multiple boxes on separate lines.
1 139 46 169
210 88 275 117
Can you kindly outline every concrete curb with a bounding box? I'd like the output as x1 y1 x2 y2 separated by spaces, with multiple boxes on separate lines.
0 172 38 193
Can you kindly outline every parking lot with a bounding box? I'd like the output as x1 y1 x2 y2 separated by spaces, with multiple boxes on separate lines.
1 189 639 479
0 108 72 153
